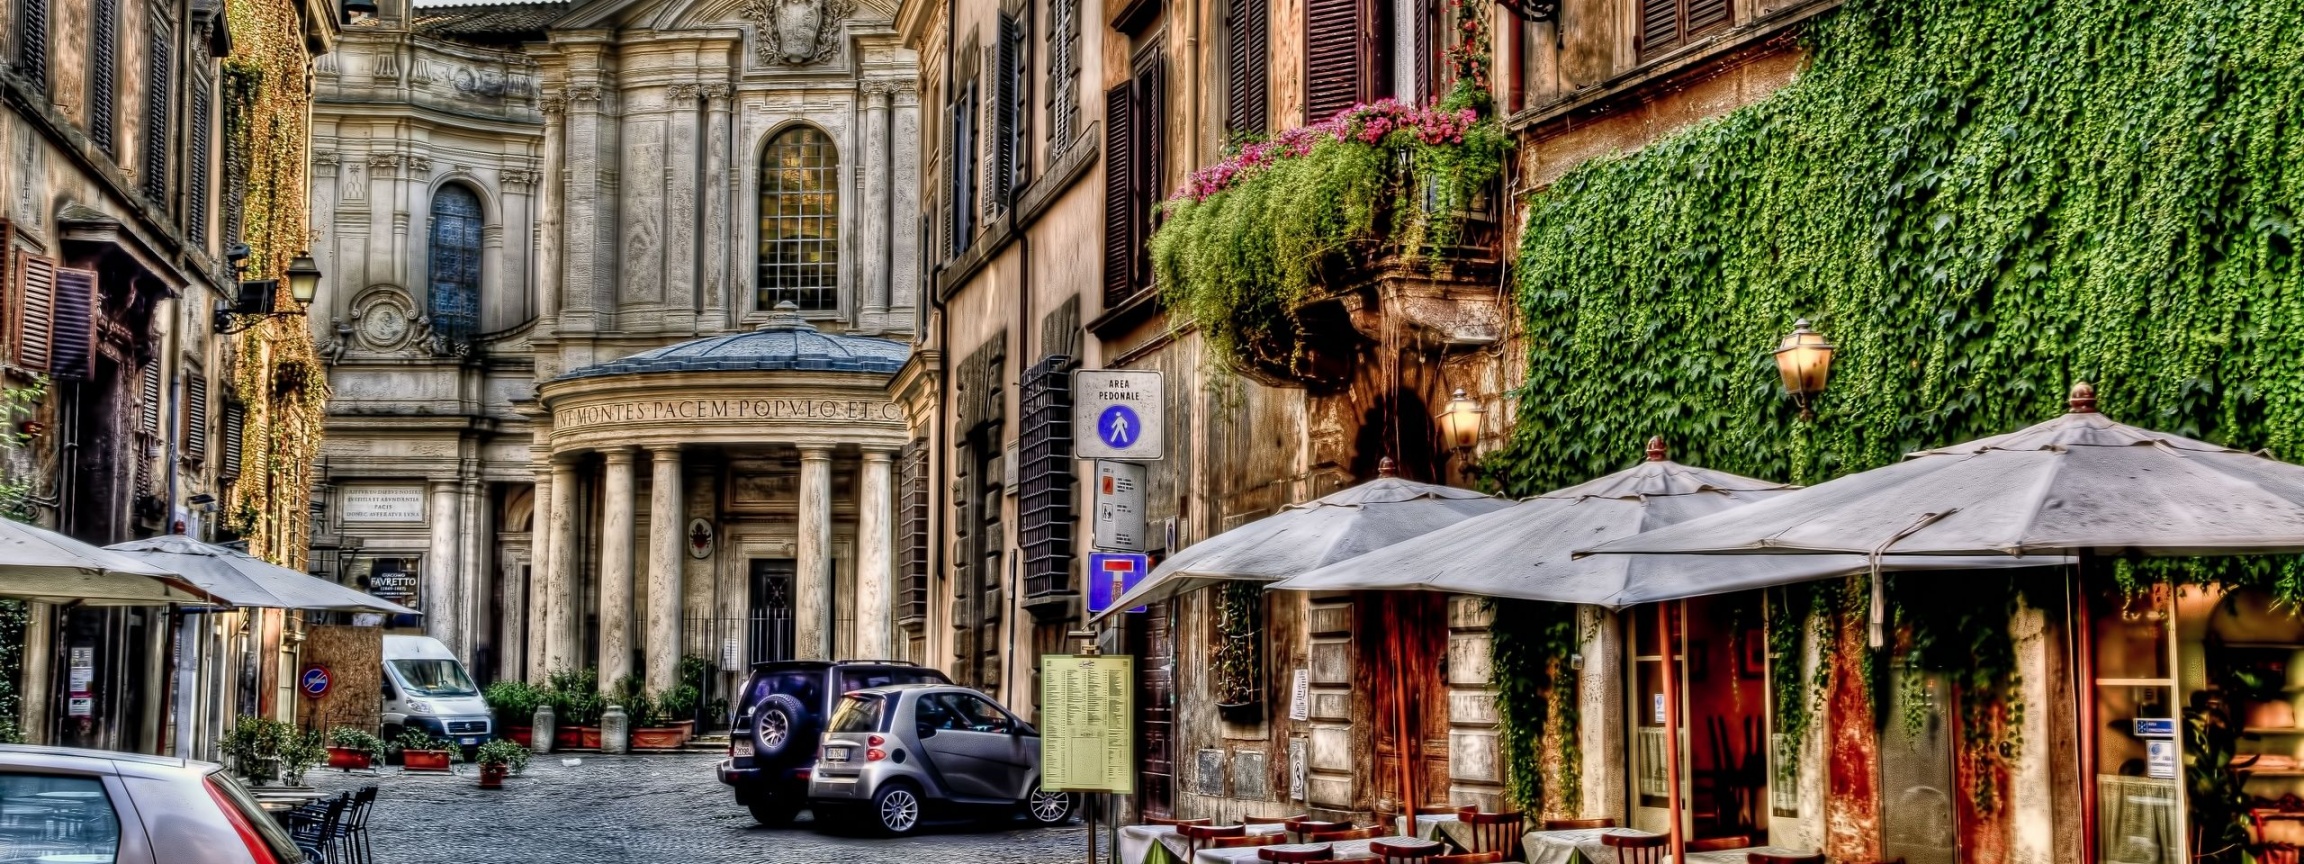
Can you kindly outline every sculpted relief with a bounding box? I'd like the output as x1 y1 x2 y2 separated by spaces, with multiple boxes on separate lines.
742 0 857 65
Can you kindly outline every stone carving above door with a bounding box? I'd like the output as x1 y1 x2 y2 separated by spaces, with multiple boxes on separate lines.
348 285 421 355
742 0 856 65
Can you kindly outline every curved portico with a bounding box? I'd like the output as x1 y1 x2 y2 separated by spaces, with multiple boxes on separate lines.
531 306 908 691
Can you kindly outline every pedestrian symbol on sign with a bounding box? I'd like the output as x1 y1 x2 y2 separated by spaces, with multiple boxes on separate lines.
1099 405 1140 450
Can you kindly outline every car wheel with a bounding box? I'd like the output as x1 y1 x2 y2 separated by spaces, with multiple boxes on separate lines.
754 695 807 760
1024 784 1073 826
872 782 924 836
748 800 799 827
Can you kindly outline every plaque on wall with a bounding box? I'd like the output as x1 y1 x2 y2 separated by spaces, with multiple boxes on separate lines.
342 486 425 522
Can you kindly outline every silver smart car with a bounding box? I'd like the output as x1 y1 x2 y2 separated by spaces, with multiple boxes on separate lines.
806 684 1074 835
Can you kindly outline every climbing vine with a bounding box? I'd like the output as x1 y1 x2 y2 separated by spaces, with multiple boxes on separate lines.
1483 0 2304 603
1490 599 1581 816
220 0 327 569
1889 575 2034 813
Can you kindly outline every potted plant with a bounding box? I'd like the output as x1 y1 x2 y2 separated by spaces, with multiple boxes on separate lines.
223 715 290 785
629 691 686 750
326 727 385 771
546 668 604 750
280 729 327 787
474 739 529 789
657 682 703 744
396 728 457 773
484 680 543 748
674 654 717 737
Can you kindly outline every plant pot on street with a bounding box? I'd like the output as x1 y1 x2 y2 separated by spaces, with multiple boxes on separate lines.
671 720 696 743
506 726 534 748
579 726 602 749
630 727 685 750
478 763 508 789
402 749 453 773
325 747 375 771
554 726 584 750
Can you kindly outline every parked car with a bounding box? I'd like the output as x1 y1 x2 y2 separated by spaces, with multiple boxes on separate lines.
807 684 1074 836
379 634 492 756
717 659 952 826
0 744 307 863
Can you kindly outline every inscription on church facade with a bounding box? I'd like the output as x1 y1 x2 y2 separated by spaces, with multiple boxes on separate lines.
556 398 903 429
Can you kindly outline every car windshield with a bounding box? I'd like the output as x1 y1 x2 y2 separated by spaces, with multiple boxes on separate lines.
390 659 477 697
828 694 886 733
838 667 949 693
747 671 826 714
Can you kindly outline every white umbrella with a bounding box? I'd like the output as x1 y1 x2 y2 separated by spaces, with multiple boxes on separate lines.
106 535 418 615
1091 468 1508 622
0 518 211 605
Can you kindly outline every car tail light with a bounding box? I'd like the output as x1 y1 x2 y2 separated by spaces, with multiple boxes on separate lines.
868 735 885 747
867 748 888 762
205 779 282 864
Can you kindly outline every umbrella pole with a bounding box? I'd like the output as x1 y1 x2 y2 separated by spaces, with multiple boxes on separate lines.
1658 602 1687 862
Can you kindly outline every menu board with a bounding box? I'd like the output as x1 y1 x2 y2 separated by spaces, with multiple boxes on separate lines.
1040 655 1134 793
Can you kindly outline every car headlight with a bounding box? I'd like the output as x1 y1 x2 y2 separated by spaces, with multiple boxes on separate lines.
406 699 434 715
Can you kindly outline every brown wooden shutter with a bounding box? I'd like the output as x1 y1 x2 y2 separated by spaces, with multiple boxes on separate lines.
1414 0 1435 102
1687 0 1731 39
90 0 118 156
138 362 162 437
1101 81 1135 305
1225 0 1270 134
143 21 174 205
187 80 211 248
16 0 48 92
1639 0 1727 58
49 267 96 380
15 255 57 372
184 373 208 463
219 402 244 481
1134 56 1164 288
993 16 1021 211
1305 0 1367 121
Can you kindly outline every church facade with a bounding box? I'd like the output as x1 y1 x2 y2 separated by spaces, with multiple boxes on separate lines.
309 0 925 694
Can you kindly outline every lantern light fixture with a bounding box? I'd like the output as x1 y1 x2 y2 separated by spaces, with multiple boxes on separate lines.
1773 319 1836 421
1437 389 1486 451
285 252 322 305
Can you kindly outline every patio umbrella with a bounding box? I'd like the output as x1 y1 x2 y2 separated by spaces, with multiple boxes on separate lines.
105 535 418 615
1089 465 1507 622
1267 438 2051 608
0 517 211 605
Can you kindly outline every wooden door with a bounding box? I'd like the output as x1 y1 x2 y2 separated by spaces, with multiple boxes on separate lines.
1131 601 1176 817
1361 592 1452 815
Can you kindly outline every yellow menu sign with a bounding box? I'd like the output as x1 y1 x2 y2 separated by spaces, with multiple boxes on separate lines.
1041 655 1134 793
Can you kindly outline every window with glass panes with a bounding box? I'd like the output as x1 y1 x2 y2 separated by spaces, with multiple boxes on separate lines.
756 127 841 311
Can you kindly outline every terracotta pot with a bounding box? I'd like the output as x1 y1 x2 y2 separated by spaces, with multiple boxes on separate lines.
403 749 452 772
578 726 602 749
554 726 583 749
631 727 685 750
478 763 508 789
325 747 374 771
506 726 533 748
672 720 696 743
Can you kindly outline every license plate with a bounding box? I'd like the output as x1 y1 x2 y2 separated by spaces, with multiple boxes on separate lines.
823 747 850 763
733 739 754 757
459 737 478 746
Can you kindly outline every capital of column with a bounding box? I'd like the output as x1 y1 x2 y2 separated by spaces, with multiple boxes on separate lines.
701 83 734 103
860 447 897 463
601 446 638 466
647 443 683 457
799 447 833 463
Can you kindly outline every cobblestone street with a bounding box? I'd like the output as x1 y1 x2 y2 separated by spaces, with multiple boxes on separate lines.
308 752 1087 864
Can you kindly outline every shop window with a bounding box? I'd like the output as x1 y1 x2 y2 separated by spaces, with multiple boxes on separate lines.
2090 581 2177 864
757 126 840 312
426 183 484 345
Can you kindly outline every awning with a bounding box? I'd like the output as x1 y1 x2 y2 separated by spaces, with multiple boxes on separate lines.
106 535 417 615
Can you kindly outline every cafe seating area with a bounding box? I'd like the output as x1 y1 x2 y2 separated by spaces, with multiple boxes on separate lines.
1122 808 1830 864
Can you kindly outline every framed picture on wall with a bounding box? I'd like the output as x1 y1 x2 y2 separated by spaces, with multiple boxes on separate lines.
1741 629 1768 679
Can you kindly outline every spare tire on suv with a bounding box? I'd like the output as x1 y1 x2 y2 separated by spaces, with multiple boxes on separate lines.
753 693 809 760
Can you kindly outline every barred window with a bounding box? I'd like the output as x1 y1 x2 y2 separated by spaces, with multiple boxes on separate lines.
755 126 840 312
426 184 483 344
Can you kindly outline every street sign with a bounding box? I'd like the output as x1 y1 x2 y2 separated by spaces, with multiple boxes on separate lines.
1087 553 1149 614
300 665 333 699
1072 370 1163 460
1093 461 1147 552
1040 655 1134 793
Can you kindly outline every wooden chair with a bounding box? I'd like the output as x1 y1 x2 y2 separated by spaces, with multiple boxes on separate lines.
1687 835 1754 852
1748 853 1825 864
1247 814 1308 826
1331 858 1383 864
1541 817 1617 830
1433 854 1506 864
1259 846 1338 863
1215 834 1288 849
1453 808 1526 859
1181 824 1248 859
1286 819 1352 843
1145 815 1212 827
1306 825 1385 842
1601 832 1667 864
1369 837 1445 862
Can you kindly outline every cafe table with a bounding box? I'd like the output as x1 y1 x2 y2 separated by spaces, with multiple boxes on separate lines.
1191 835 1415 864
1523 826 1660 864
1396 812 1476 849
1118 822 1288 864
1678 846 1818 864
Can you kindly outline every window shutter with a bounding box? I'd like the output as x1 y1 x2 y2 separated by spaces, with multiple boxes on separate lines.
896 438 930 625
992 17 1019 212
1019 355 1075 598
1045 0 1080 148
142 21 174 206
138 362 161 437
48 267 96 381
1305 0 1367 121
184 373 208 463
16 0 48 92
1225 0 1269 135
15 255 56 372
1100 81 1134 305
1414 0 1435 101
90 0 118 156
1133 56 1164 289
1639 0 1683 56
219 402 244 481
1686 0 1731 40
187 80 211 248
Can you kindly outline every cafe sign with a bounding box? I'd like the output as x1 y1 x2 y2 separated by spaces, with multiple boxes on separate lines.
554 398 903 430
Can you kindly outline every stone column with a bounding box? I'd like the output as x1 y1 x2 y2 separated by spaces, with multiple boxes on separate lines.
855 448 895 660
426 480 463 653
598 448 638 688
538 96 566 323
458 477 485 664
860 83 893 323
665 83 702 331
563 84 606 329
646 445 685 692
499 541 526 683
701 83 733 328
796 448 833 660
546 457 581 673
526 469 552 681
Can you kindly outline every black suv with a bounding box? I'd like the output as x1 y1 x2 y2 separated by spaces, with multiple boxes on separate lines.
716 659 952 825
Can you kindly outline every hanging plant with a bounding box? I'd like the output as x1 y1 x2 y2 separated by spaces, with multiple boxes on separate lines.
1490 599 1583 816
1211 581 1264 716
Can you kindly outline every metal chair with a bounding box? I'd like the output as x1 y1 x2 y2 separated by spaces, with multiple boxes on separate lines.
289 794 349 863
1688 835 1753 852
1306 825 1384 842
1453 808 1526 859
1216 834 1288 849
1180 823 1249 859
1259 846 1338 863
1541 817 1617 830
1748 853 1825 864
1369 837 1445 862
1433 854 1506 864
1602 831 1667 864
337 786 379 864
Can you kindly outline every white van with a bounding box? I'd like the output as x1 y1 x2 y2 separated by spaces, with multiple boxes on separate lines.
380 635 493 750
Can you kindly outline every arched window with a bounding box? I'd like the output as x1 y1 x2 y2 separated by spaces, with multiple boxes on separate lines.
426 184 483 344
756 127 839 311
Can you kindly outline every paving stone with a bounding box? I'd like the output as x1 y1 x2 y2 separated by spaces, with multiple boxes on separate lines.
309 752 1087 864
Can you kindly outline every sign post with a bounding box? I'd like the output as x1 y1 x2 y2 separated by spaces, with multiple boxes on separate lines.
1072 371 1164 461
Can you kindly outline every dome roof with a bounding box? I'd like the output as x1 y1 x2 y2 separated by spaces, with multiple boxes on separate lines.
556 303 909 380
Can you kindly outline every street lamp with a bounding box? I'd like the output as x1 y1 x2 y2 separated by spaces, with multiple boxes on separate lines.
1436 389 1485 451
1773 319 1835 421
215 250 324 334
285 252 322 306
